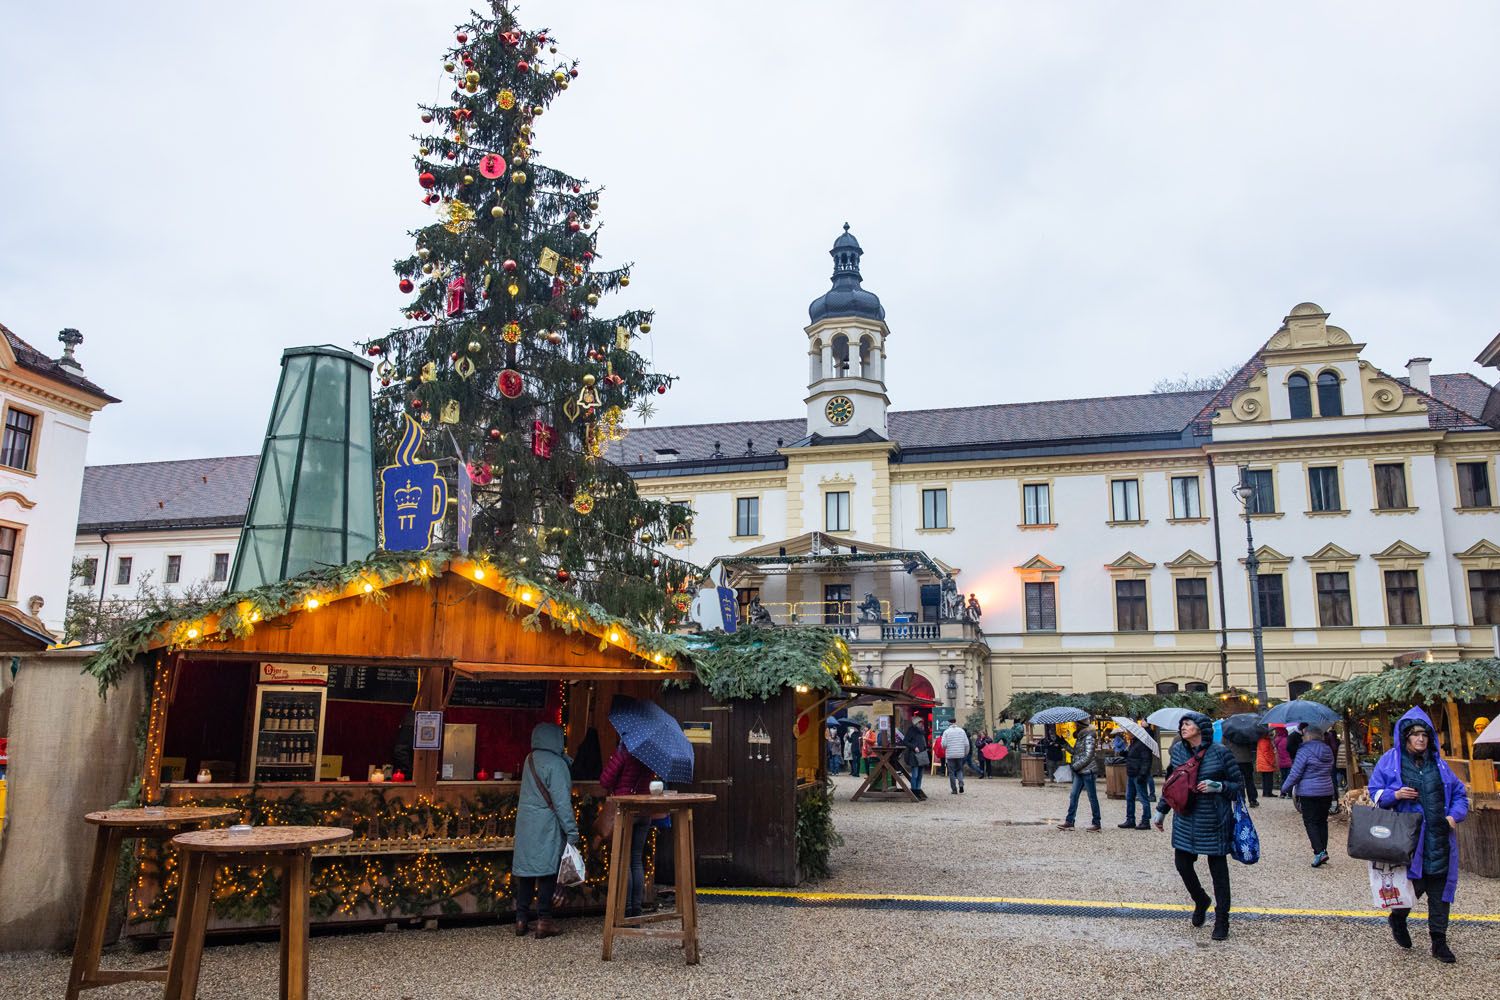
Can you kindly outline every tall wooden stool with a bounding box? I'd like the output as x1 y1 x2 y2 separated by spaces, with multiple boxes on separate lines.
67 807 237 1000
601 793 715 965
165 825 352 1000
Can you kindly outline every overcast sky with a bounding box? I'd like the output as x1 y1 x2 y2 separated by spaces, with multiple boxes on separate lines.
3 2 1498 466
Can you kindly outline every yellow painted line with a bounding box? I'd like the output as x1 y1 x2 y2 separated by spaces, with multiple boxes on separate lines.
697 887 1500 923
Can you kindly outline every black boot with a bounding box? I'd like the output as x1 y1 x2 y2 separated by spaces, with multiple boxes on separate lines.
1389 911 1412 949
1190 893 1210 928
1431 933 1455 963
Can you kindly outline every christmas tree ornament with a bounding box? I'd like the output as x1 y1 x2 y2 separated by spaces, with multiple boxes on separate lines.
422 263 435 275
456 32 467 42
549 44 558 53
641 533 654 545
501 258 518 273
517 59 530 73
419 361 437 383
553 70 567 83
467 339 482 353
656 384 667 394
651 557 661 568
398 278 414 293
418 171 437 189
465 70 480 85
444 61 456 72
468 462 493 486
502 322 522 343
570 68 579 78
455 356 476 380
419 146 430 156
574 374 601 416
546 330 563 345
420 112 434 123
497 369 524 398
497 89 516 110
619 276 629 287
440 400 461 424
588 200 599 211
501 30 520 47
538 247 560 274
556 568 570 582
461 174 474 185
532 420 556 458
603 361 623 387
490 205 504 218
445 199 476 233
506 281 520 297
445 274 467 316
510 169 527 184
572 491 595 515
639 322 652 333
586 293 599 305
410 398 424 410
489 428 502 441
417 247 430 259
615 326 631 350
479 153 505 178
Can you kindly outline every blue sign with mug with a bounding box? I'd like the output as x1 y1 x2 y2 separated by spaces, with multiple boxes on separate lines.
717 586 739 633
380 414 448 552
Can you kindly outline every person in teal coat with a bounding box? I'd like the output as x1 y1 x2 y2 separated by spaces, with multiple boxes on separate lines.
512 723 579 938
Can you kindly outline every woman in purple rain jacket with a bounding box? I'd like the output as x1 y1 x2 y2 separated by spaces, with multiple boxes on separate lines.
1367 706 1468 964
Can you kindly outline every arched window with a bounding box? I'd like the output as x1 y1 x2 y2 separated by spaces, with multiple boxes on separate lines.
809 339 823 383
1288 679 1313 700
1317 370 1342 416
1155 681 1179 695
1185 682 1209 693
858 335 874 379
831 334 850 376
1287 373 1312 419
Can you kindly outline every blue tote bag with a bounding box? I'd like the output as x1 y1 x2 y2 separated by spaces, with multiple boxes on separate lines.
1230 791 1261 865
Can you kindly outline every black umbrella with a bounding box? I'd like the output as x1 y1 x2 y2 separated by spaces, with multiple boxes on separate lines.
1221 713 1268 746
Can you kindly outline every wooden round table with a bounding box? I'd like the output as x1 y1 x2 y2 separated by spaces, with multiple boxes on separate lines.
165 825 352 1000
602 793 716 965
67 807 238 1000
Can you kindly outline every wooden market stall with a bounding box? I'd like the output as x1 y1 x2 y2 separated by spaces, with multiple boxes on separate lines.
94 555 691 936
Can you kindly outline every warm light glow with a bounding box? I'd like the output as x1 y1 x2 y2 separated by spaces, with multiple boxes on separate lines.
306 597 320 611
363 582 375 593
186 628 200 640
250 611 262 623
419 563 430 576
795 684 810 693
520 589 533 602
653 654 663 664
609 631 621 642
473 567 485 580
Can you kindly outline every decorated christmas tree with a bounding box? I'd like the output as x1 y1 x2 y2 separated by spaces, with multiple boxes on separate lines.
365 2 694 623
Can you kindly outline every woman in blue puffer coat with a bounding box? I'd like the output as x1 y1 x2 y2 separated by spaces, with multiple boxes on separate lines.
1282 723 1337 868
1368 706 1468 964
1153 712 1242 941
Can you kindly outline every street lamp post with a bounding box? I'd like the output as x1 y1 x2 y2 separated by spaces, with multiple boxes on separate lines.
1231 467 1270 707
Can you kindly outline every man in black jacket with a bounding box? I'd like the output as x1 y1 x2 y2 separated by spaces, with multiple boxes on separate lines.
1118 731 1156 829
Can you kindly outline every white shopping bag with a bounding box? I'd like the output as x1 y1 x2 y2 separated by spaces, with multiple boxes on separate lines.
1054 764 1073 783
1368 861 1416 911
558 842 587 886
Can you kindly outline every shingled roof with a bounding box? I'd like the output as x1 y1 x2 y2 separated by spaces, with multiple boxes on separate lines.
77 455 258 533
0 322 117 401
608 389 1216 468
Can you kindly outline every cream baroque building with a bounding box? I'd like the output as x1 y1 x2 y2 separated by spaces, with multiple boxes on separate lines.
609 228 1500 723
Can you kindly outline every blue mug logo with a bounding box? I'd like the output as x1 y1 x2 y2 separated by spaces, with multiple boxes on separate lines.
380 414 448 552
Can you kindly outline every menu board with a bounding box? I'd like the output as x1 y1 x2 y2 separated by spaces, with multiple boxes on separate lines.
327 665 547 709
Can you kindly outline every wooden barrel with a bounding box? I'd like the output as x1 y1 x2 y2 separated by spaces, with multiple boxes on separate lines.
1105 761 1127 800
1458 800 1500 878
1020 754 1046 788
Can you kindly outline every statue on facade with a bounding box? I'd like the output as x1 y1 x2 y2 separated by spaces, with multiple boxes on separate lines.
965 594 983 624
939 577 962 621
748 596 775 627
856 592 883 623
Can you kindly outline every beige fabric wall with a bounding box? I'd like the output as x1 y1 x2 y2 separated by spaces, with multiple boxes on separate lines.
0 649 145 952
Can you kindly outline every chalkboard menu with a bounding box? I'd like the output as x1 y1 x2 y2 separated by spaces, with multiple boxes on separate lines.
327 665 547 709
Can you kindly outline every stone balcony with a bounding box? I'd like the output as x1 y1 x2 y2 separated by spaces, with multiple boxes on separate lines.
781 620 985 644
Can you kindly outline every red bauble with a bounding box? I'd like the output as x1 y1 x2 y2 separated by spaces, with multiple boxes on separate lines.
556 568 570 582
418 171 437 189
568 221 581 232
445 150 457 160
380 377 391 387
398 278 414 293
517 59 530 73
366 344 383 356
497 369 524 398
572 184 581 193
456 32 468 43
570 68 578 78
463 56 474 68
421 113 433 123
392 770 407 783
449 351 459 362
410 399 423 409
489 428 502 440
656 384 667 394
502 259 518 273
582 251 593 262
538 33 548 42
651 557 661 567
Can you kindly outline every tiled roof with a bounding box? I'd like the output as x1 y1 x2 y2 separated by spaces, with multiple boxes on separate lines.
609 390 1216 467
77 455 259 532
0 322 117 401
1405 373 1496 426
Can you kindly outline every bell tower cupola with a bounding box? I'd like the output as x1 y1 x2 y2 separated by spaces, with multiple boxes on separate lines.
805 224 890 438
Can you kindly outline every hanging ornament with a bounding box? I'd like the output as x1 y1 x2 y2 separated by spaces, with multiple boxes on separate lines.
546 330 563 345
531 420 556 459
445 274 467 317
479 153 505 178
419 171 437 189
572 491 595 516
502 321 523 344
398 278 414 294
497 369 524 398
639 322 652 333
511 169 528 185
465 70 480 85
501 31 520 47
506 281 520 297
455 356 476 380
538 247 560 275
656 384 667 395
497 89 516 110
444 199 476 234
440 400 460 424
556 568 570 583
602 361 624 387
616 326 631 351
419 361 437 383
574 374 601 417
467 461 493 486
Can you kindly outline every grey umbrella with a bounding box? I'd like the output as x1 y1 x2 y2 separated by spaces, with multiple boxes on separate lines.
1029 706 1091 725
1145 706 1195 731
1110 716 1160 757
1261 700 1339 727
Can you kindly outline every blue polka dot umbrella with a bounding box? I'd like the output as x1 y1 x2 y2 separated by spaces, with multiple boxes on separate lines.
608 695 695 784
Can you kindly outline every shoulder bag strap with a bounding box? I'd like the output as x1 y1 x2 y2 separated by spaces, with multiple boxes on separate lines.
525 752 570 835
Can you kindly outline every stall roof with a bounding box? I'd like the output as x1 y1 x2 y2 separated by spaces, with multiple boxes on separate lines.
85 554 687 688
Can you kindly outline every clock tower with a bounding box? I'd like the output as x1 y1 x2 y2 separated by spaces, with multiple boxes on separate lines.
804 224 890 438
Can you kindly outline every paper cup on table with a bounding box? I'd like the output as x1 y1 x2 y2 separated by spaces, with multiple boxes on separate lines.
649 780 665 795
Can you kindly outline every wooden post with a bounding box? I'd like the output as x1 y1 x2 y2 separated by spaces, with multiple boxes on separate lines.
142 655 177 805
411 665 449 789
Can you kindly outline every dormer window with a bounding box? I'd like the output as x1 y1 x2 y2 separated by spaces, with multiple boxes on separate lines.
1287 373 1312 419
1317 370 1343 416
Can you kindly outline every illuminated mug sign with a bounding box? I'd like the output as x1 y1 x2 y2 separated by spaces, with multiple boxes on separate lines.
380 414 448 551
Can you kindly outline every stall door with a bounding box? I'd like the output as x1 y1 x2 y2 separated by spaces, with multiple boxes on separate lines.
658 687 732 879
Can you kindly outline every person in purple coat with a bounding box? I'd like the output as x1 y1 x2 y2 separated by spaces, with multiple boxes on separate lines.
1281 724 1336 867
1368 706 1469 964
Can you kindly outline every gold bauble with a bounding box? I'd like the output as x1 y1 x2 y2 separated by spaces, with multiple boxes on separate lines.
533 105 544 115
586 293 599 305
465 70 480 85
639 322 652 333
417 248 430 259
467 340 482 353
549 45 558 53
507 282 520 297
588 200 599 211
422 263 435 274
546 330 563 345
461 174 474 185
619 276 629 287
490 205 504 218
443 61 456 72
419 147 430 156
553 70 567 83
511 170 527 184
465 82 478 93
582 374 597 387
559 81 569 90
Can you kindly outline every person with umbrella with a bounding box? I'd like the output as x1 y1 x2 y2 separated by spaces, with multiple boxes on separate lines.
1281 722 1336 867
603 696 695 920
1153 712 1242 941
1112 717 1157 830
1221 714 1265 808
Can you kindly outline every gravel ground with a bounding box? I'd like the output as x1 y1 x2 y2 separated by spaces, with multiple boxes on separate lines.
2 776 1494 999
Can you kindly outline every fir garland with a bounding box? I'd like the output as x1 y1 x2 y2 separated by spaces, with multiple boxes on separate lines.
794 780 842 882
676 627 855 701
1305 658 1500 714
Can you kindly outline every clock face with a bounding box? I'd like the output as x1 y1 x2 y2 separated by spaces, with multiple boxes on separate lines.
825 395 855 426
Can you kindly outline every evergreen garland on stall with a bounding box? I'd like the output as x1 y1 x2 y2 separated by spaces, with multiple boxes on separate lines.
677 628 856 701
1305 658 1500 714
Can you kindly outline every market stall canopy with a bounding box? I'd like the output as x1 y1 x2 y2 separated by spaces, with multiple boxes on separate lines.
83 552 689 690
703 531 959 583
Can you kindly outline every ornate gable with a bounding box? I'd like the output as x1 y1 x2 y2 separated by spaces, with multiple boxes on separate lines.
1305 543 1359 569
1105 552 1156 578
1455 539 1500 570
1015 555 1064 582
1372 540 1430 570
1240 544 1292 568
